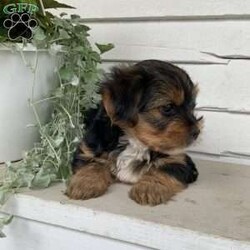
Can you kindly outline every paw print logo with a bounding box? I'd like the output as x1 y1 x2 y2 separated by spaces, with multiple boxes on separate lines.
3 13 38 40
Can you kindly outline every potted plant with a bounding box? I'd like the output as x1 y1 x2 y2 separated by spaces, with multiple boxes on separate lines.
0 0 113 236
0 0 75 161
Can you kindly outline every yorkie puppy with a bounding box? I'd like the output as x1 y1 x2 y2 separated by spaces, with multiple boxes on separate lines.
66 60 202 206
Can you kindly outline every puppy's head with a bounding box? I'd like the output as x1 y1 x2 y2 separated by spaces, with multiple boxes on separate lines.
101 60 202 154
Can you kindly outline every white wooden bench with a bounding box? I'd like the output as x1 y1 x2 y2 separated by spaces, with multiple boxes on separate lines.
1 159 250 250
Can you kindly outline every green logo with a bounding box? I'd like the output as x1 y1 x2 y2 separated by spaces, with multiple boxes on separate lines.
3 3 39 15
2 3 39 40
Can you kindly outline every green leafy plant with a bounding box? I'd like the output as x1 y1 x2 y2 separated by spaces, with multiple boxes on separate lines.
0 2 113 237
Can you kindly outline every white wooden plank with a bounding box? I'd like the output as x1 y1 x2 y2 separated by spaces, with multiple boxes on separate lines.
190 111 250 157
53 0 250 20
100 45 228 64
184 61 250 112
100 61 250 111
88 21 250 56
190 152 250 166
1 216 147 250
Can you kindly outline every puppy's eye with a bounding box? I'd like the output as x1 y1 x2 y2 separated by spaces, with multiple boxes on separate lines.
161 104 175 116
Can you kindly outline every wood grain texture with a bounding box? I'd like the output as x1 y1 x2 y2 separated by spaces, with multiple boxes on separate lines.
190 111 250 156
88 21 250 56
1 217 147 250
53 0 250 20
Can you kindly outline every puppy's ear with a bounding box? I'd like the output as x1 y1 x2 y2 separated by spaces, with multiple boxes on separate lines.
101 66 143 126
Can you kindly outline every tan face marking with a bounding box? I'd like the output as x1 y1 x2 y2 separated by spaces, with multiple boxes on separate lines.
167 87 185 106
126 115 190 153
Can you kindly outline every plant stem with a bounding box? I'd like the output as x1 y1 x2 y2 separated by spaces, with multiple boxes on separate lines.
38 0 46 16
59 104 75 128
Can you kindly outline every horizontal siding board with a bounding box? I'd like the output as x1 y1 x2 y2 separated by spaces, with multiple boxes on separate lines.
184 61 250 111
100 45 228 64
55 0 250 20
189 152 250 166
88 21 250 56
100 61 250 111
189 111 250 156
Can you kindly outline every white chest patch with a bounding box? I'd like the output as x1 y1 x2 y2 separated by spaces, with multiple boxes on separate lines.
116 137 150 183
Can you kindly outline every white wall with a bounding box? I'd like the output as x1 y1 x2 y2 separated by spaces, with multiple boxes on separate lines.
57 0 250 165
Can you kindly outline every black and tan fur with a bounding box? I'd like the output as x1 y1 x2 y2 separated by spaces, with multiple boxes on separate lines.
66 60 202 206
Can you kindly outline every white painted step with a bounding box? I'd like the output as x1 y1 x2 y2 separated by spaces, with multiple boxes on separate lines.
1 159 250 250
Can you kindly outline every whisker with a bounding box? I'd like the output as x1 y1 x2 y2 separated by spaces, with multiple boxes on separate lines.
197 116 204 122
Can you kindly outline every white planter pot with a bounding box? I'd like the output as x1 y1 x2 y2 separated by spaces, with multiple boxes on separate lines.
0 44 58 162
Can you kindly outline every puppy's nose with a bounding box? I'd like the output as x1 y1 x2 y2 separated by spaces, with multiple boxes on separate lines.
191 127 200 140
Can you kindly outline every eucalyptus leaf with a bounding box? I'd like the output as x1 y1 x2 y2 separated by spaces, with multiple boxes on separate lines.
10 173 34 189
59 67 74 81
95 43 114 54
0 190 8 205
33 27 46 41
54 137 64 147
90 52 101 62
0 215 14 238
1 215 14 225
31 170 51 188
71 14 80 20
60 12 67 17
5 161 11 168
70 75 80 86
58 29 70 39
42 0 75 9
75 24 90 33
0 231 6 238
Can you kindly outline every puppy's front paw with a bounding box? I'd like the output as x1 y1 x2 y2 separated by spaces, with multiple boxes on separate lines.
129 172 185 206
66 165 112 200
129 181 172 206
